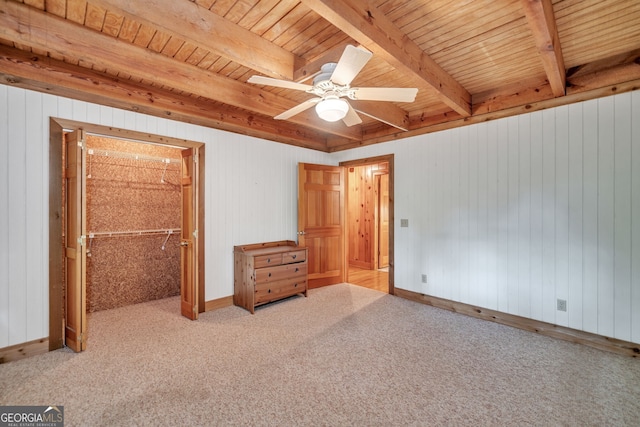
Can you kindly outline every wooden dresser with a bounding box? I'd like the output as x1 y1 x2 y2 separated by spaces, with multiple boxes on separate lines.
234 240 308 314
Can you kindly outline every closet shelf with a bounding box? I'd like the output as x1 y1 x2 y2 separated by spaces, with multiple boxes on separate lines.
88 148 181 164
88 228 181 238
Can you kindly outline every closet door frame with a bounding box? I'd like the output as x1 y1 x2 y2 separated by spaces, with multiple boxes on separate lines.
48 118 206 351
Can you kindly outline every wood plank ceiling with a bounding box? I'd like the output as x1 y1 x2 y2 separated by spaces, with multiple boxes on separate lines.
0 0 639 152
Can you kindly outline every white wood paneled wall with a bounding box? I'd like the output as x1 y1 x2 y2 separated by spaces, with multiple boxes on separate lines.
1 84 639 349
0 85 332 348
334 91 640 344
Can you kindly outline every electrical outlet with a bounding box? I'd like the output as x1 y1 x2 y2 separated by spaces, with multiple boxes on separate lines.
557 299 567 312
421 274 427 284
401 219 409 227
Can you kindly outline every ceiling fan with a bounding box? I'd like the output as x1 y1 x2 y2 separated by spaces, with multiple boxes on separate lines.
248 45 418 131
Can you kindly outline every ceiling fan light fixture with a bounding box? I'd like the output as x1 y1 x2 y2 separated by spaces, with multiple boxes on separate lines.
315 97 349 122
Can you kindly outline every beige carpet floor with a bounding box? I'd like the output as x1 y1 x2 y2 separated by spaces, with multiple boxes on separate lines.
1 283 639 426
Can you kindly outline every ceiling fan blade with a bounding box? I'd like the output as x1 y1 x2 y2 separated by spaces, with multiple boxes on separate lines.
342 102 362 127
295 70 321 84
274 98 321 120
354 108 408 132
354 108 409 132
248 75 312 92
330 45 373 86
351 87 418 103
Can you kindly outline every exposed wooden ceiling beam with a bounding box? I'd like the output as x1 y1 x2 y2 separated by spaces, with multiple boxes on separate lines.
0 46 329 151
300 0 472 117
521 0 566 97
472 76 554 115
89 0 300 80
567 61 640 94
0 0 361 141
566 48 640 86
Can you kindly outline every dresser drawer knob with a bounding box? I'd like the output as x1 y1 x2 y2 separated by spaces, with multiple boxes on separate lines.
268 289 271 293
294 283 298 287
268 273 272 277
292 254 297 259
267 258 271 263
295 268 299 272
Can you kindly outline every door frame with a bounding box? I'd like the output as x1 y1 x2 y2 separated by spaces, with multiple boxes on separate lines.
48 118 205 350
340 154 394 295
374 172 390 270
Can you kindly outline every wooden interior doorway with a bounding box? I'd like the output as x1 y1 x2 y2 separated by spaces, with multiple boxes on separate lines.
341 155 394 294
48 118 205 352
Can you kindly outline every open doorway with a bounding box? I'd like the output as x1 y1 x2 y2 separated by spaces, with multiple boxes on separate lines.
341 155 393 294
48 118 205 352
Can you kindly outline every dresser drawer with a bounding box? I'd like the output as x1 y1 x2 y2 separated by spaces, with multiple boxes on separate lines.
255 277 307 304
255 263 307 283
282 249 306 264
254 253 283 268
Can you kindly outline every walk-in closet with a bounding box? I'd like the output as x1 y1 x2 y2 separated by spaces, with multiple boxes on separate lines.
84 135 182 312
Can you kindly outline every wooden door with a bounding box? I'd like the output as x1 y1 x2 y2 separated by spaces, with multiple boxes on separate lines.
298 163 345 288
64 129 87 352
180 148 198 319
377 173 390 268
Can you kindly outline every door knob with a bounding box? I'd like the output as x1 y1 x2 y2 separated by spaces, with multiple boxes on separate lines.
180 241 189 247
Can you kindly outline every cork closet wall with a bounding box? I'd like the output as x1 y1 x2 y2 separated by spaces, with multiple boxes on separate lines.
85 135 182 312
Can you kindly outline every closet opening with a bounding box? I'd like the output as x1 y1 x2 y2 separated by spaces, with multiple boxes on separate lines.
83 135 183 312
49 118 205 352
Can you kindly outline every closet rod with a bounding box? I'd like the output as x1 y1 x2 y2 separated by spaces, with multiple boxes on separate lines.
88 228 181 238
87 148 181 164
